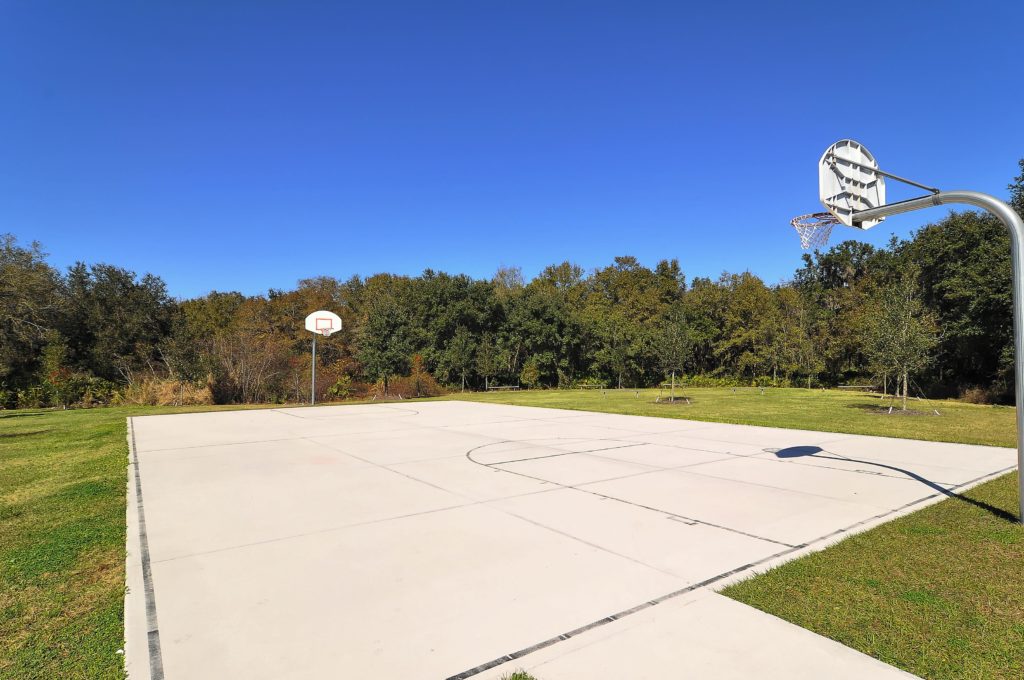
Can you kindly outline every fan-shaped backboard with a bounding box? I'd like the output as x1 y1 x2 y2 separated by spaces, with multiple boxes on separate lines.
819 139 886 228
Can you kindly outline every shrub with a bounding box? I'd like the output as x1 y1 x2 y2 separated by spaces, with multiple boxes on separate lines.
0 383 17 409
678 374 797 388
520 359 541 388
679 374 742 388
960 385 997 404
80 377 117 406
388 356 446 398
114 378 214 406
327 375 354 400
207 373 240 404
16 385 46 409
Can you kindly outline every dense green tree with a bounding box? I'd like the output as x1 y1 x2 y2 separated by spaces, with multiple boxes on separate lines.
159 311 208 404
0 235 62 397
519 356 541 388
587 257 667 386
475 332 500 390
1009 159 1024 219
39 330 73 408
902 211 1011 395
62 263 174 382
685 276 729 375
592 310 630 388
356 288 413 394
714 273 779 379
777 286 824 388
440 325 476 391
501 283 564 386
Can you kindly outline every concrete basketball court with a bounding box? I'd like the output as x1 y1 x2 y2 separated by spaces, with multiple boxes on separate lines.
125 401 1016 679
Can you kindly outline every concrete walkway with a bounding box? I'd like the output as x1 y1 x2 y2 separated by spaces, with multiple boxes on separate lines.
476 590 918 680
124 401 1014 679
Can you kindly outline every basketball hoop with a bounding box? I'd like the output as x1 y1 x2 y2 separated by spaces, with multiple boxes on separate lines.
304 310 342 406
790 212 840 250
308 312 340 338
793 137 1024 525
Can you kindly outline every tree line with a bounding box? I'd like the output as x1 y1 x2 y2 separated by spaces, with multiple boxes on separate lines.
2 161 1021 408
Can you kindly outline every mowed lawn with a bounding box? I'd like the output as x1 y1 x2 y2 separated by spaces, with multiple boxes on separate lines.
448 387 1017 447
0 389 1019 679
454 388 1024 680
722 471 1024 680
0 408 131 679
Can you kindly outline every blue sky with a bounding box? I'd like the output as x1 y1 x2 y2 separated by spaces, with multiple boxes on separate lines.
3 1 1022 299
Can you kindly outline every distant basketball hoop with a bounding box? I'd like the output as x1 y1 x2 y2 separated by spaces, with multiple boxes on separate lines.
315 318 334 336
308 312 341 337
304 310 342 405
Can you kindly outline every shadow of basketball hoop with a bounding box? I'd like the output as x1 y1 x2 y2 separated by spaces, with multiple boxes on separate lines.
768 446 1017 523
771 445 823 458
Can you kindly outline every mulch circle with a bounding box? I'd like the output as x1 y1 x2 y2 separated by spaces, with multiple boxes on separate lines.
867 406 939 417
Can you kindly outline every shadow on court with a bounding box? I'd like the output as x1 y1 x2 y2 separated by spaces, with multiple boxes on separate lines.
773 445 1018 523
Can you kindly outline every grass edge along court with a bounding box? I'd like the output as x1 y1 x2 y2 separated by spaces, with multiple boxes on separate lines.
446 387 1016 448
0 404 276 679
0 388 1020 679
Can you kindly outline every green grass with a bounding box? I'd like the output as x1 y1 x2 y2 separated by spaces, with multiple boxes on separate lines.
0 389 1017 678
444 387 1017 447
0 407 130 679
722 471 1024 680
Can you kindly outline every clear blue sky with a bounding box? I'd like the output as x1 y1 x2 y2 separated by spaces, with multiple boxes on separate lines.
3 1 1022 299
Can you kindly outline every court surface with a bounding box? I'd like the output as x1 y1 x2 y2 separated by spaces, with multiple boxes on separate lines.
125 401 1015 679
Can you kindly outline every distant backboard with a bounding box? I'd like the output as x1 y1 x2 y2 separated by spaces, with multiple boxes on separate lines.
304 310 342 336
819 139 886 228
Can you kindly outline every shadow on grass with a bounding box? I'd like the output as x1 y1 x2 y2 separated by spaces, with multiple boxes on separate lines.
0 412 46 420
774 446 1019 523
0 429 51 438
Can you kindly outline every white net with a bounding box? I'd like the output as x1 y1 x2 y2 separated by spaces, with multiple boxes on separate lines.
790 212 840 250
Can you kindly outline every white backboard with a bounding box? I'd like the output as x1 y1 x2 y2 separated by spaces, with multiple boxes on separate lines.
305 310 342 336
819 139 886 228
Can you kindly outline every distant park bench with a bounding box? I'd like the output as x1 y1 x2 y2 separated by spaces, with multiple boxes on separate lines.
486 385 521 391
837 385 879 392
577 384 606 390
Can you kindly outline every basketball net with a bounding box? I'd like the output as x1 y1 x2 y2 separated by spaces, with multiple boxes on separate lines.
790 212 840 250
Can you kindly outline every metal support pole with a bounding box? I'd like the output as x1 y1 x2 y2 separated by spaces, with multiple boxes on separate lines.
854 190 1024 523
311 334 317 406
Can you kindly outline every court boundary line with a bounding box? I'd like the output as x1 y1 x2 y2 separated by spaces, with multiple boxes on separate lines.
128 417 165 680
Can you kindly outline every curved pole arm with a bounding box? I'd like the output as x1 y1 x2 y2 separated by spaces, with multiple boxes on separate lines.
855 190 1024 524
